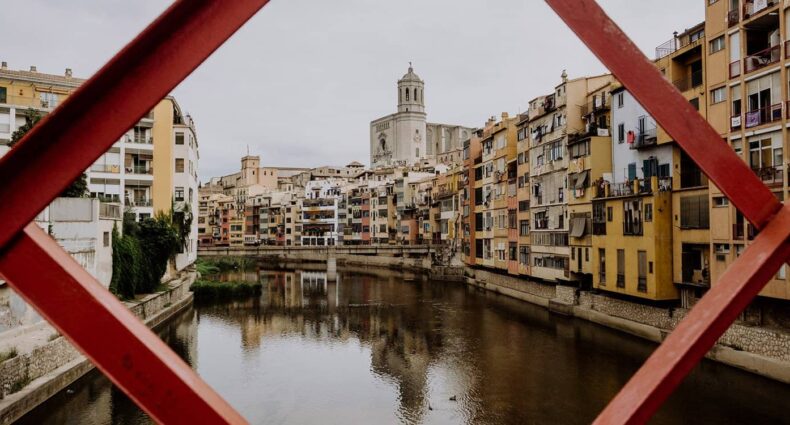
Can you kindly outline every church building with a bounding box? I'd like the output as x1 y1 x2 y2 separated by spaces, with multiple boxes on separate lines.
370 65 473 168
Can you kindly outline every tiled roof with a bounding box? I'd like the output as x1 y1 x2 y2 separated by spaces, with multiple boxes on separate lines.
0 68 85 89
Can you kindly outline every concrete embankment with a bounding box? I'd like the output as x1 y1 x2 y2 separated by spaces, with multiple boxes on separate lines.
0 271 195 425
201 249 790 384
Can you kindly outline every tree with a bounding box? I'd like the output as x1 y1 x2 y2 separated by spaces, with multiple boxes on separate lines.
8 108 41 148
9 108 87 197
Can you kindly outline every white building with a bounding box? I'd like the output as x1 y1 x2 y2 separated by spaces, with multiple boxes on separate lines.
609 87 673 186
370 65 473 168
35 198 122 287
300 180 343 246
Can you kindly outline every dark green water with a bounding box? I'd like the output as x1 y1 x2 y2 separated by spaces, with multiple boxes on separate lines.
17 267 790 424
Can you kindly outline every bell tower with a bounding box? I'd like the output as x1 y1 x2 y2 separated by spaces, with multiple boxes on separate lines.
397 63 425 113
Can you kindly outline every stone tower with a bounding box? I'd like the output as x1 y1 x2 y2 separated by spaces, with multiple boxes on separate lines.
397 64 425 113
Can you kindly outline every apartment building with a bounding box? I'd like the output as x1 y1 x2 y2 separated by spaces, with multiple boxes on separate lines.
0 64 199 268
487 114 518 272
591 82 680 301
301 180 342 246
516 114 531 276
705 0 789 302
528 73 613 283
567 80 616 286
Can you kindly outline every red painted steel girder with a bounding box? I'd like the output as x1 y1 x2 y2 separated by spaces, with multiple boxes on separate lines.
0 0 273 422
596 206 790 424
0 224 247 424
545 0 781 230
543 0 790 423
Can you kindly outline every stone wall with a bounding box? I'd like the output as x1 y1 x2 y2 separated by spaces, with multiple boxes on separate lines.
578 292 679 330
701 314 790 363
0 270 195 413
470 269 557 300
555 286 578 305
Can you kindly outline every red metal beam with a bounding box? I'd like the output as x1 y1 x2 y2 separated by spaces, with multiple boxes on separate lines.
0 0 271 250
544 0 781 230
0 224 247 424
594 204 790 424
0 0 274 422
542 0 790 422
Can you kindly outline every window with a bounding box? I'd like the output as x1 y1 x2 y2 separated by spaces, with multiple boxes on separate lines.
599 248 606 285
644 203 653 222
637 251 647 292
713 196 729 207
0 87 6 103
710 87 726 104
617 92 624 108
607 206 613 222
103 231 110 247
175 133 184 145
680 195 710 229
519 246 529 265
616 249 625 288
520 220 530 236
39 92 58 108
175 186 184 202
175 158 184 173
592 202 607 235
689 97 700 111
623 199 643 235
617 123 625 143
709 36 725 53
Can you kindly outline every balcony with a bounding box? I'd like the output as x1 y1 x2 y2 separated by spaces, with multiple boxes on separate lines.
744 45 780 74
580 97 609 116
729 60 741 78
728 9 739 27
126 165 153 175
743 0 778 20
730 113 742 130
672 70 703 92
752 165 784 186
90 164 121 173
126 198 152 207
744 104 782 128
655 33 701 60
630 128 657 150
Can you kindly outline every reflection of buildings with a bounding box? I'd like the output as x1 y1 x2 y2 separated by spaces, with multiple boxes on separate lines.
197 269 448 420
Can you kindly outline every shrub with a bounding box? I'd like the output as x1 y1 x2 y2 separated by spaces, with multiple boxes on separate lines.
190 280 262 300
110 210 181 298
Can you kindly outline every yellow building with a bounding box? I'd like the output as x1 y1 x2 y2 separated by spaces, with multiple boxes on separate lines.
591 179 676 300
654 23 713 306
567 81 615 285
704 0 788 302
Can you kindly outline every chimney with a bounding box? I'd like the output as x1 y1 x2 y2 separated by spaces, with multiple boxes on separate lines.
65 68 72 78
1 61 7 70
30 65 37 72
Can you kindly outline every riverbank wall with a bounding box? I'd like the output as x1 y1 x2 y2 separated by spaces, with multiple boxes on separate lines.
0 271 195 425
200 248 790 384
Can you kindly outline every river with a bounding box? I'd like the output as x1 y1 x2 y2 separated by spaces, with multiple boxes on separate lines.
17 266 790 424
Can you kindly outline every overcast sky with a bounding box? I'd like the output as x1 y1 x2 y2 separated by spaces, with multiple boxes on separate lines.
2 0 703 179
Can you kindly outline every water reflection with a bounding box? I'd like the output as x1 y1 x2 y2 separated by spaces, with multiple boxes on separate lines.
19 267 790 425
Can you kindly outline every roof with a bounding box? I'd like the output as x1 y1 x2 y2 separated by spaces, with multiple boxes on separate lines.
0 68 85 89
399 65 422 83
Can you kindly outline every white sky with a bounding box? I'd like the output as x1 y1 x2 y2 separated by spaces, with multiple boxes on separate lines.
1 0 704 179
